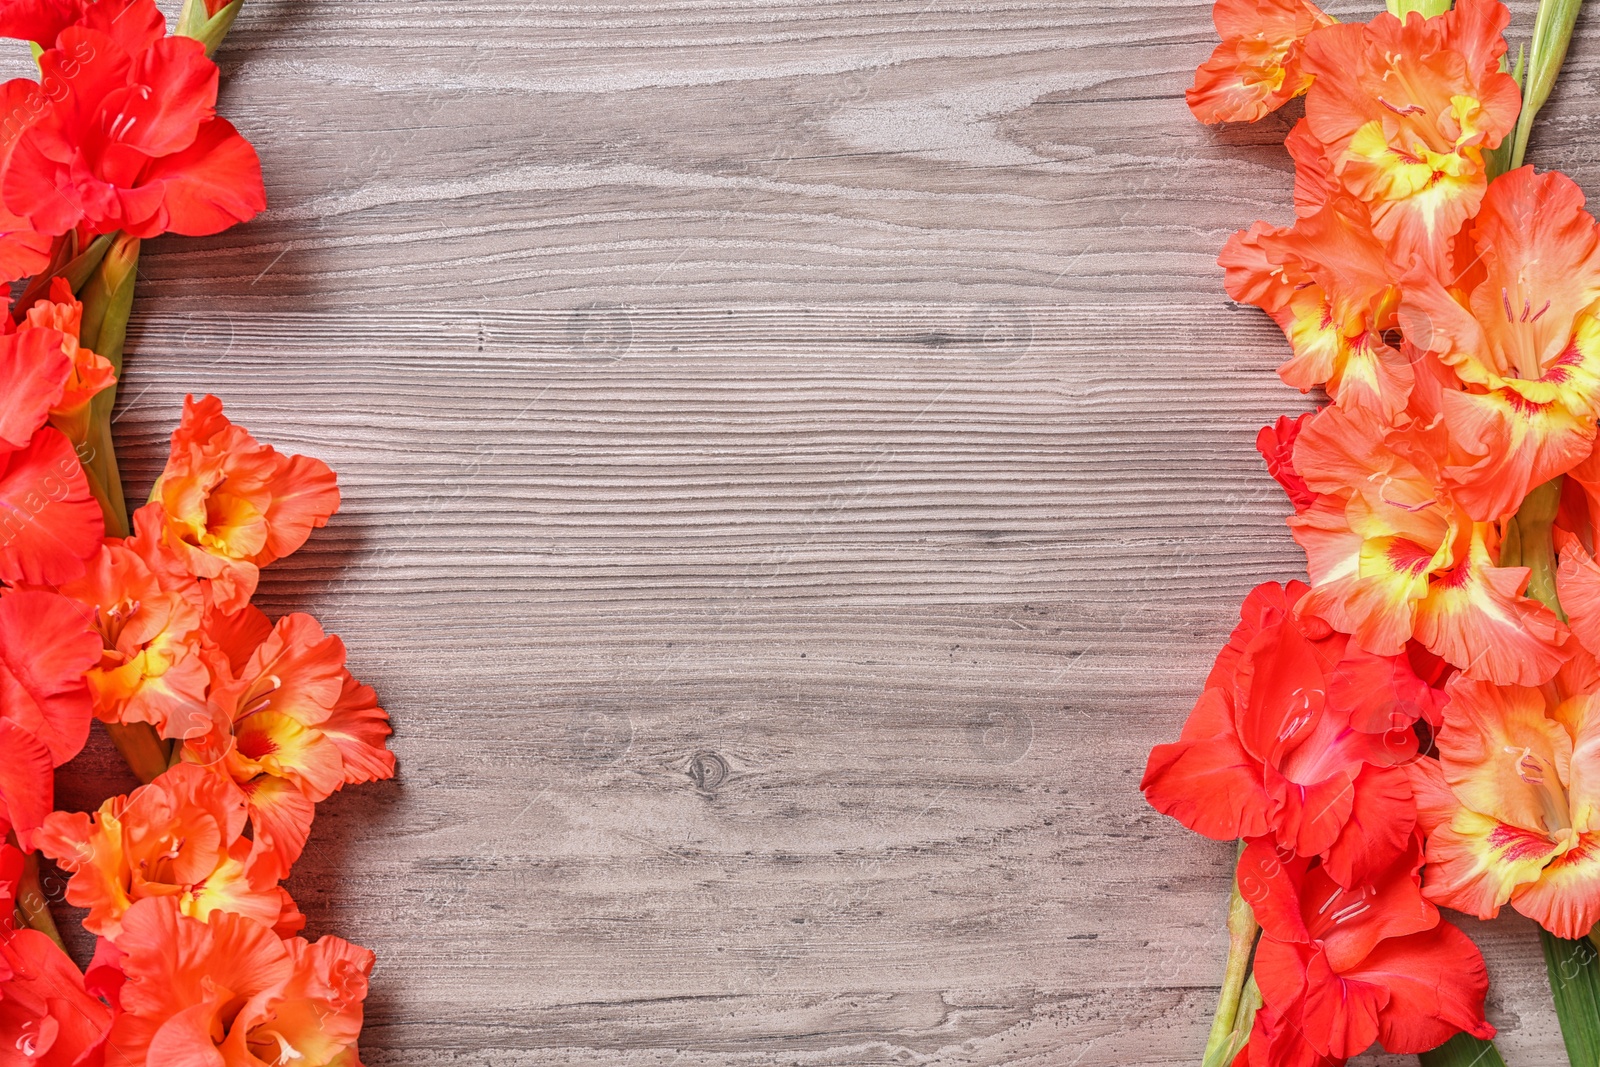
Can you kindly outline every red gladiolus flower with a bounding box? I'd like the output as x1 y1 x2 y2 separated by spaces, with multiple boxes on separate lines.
0 928 114 1065
1232 1003 1344 1067
0 0 265 240
0 0 165 50
0 426 104 586
106 897 373 1067
1257 414 1316 512
1241 839 1495 1058
13 278 116 446
0 590 100 841
2 805 114 1065
1141 582 1439 887
1188 0 1335 125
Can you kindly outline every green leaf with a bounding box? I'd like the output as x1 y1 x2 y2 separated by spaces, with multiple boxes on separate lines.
1418 1032 1509 1067
1542 928 1600 1067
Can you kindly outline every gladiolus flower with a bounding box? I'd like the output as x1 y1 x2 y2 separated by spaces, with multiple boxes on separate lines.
0 0 166 50
1400 167 1600 521
0 78 52 283
0 928 113 1066
0 426 103 586
1232 1003 1344 1067
0 0 266 240
35 762 303 941
0 286 109 453
1410 658 1600 939
1142 581 1436 887
57 519 210 735
1239 839 1495 1058
2 835 114 1062
1257 413 1316 512
106 897 373 1067
0 589 99 841
180 612 395 864
147 395 340 614
10 278 117 448
1187 0 1335 125
1288 403 1568 685
1221 197 1411 417
1299 0 1521 269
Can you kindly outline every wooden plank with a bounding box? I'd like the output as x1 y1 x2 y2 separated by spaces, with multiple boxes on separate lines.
91 304 1557 1065
41 0 1600 1062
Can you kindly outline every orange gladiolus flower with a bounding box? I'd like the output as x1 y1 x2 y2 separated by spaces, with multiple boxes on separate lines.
0 279 114 451
58 512 210 734
1221 196 1411 417
1410 657 1600 939
1299 0 1521 269
106 898 372 1067
7 277 116 447
148 395 339 614
1288 403 1567 685
1401 167 1600 521
180 611 395 863
1187 0 1335 125
35 762 303 941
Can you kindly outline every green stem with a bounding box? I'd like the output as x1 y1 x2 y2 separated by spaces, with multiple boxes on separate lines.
1201 847 1260 1067
178 0 244 56
1387 0 1453 18
76 234 140 540
1509 0 1586 172
1507 477 1566 618
16 852 65 952
1541 929 1600 1067
1506 484 1600 1065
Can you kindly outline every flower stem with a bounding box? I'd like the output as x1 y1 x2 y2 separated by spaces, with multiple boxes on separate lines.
1507 477 1566 618
178 0 244 56
104 721 171 784
75 233 139 541
1201 845 1260 1067
16 851 65 952
1509 0 1586 172
1387 0 1453 18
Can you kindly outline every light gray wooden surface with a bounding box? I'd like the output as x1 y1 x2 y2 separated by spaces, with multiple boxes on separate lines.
46 0 1600 1063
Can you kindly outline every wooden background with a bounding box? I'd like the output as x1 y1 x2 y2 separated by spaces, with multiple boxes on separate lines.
40 0 1600 1063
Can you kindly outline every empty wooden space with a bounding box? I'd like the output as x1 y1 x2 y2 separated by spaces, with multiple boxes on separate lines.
54 0 1600 1063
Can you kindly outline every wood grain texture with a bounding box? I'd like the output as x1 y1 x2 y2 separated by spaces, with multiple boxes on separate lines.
43 0 1600 1063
